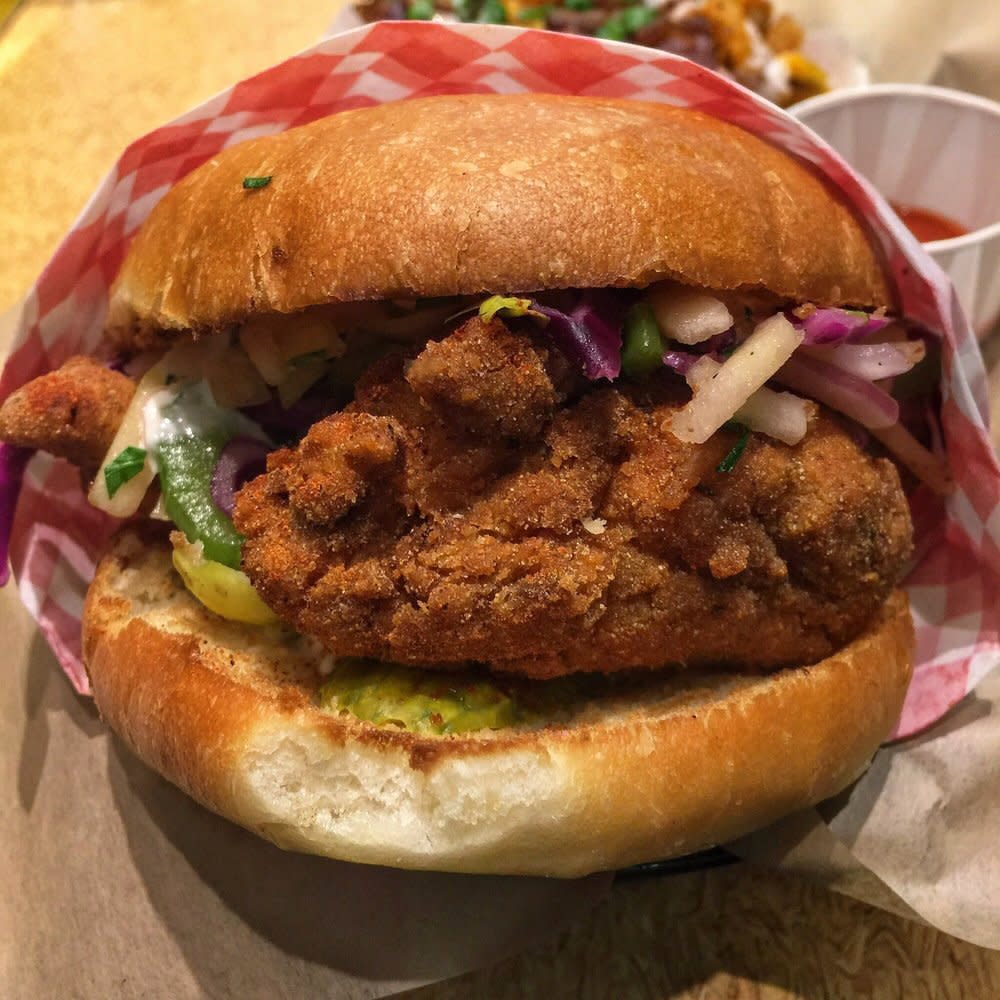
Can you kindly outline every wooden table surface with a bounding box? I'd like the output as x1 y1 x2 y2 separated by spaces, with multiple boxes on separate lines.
3 2 998 997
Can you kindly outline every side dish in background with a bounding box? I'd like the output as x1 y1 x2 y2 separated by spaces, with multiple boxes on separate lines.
793 85 1000 337
356 0 862 106
889 203 968 244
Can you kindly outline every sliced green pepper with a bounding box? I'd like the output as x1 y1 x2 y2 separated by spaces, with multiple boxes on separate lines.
157 431 245 570
621 302 665 377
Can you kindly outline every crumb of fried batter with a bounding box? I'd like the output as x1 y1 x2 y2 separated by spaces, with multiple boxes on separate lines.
0 357 135 477
235 317 913 679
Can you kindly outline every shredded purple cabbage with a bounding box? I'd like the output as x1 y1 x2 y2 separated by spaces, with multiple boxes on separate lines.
532 293 623 380
704 329 737 356
241 393 338 437
0 444 31 587
211 438 269 518
777 354 900 430
793 307 891 345
662 350 699 375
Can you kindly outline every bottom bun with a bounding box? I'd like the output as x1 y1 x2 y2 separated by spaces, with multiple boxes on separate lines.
83 527 914 878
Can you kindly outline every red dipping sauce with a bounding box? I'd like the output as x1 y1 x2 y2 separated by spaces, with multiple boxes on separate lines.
889 201 969 242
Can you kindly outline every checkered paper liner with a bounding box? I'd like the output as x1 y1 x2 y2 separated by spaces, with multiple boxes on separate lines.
2 23 998 739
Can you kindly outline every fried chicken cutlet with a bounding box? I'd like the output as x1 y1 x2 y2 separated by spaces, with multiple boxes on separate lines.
0 356 134 478
235 317 913 679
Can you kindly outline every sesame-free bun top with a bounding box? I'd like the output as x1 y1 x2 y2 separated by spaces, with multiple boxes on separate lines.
107 94 891 346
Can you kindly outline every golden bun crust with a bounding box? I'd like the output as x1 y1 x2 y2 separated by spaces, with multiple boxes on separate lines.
83 528 913 877
107 95 891 347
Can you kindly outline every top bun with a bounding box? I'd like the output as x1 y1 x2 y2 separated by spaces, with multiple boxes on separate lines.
108 94 891 346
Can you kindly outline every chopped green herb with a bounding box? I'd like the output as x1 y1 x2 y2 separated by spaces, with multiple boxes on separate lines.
104 446 147 498
717 425 750 473
288 349 328 369
517 3 551 20
478 294 546 323
564 0 593 9
621 302 665 378
242 176 272 190
406 0 435 18
475 0 507 22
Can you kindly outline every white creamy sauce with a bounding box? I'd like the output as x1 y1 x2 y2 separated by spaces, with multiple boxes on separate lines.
141 388 178 466
142 380 270 456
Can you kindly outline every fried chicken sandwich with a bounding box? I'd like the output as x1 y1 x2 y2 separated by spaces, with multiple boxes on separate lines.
0 95 941 876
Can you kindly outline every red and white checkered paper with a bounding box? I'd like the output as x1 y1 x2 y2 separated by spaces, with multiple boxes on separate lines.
2 23 998 739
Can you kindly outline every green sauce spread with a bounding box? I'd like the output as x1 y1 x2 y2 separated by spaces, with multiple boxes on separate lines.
316 657 669 736
317 659 522 735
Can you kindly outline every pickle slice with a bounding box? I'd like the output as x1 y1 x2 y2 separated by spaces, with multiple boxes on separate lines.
172 537 278 626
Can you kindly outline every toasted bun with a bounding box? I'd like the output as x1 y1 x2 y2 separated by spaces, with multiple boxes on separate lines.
83 527 913 877
107 95 890 347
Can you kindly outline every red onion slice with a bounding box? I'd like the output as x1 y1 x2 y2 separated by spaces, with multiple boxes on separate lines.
211 437 269 518
802 340 926 381
776 354 899 429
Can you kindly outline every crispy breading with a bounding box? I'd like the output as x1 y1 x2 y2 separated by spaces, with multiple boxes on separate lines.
0 357 135 477
235 318 913 678
405 317 575 439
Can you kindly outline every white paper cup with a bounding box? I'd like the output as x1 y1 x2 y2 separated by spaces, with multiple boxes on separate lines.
792 84 1000 338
